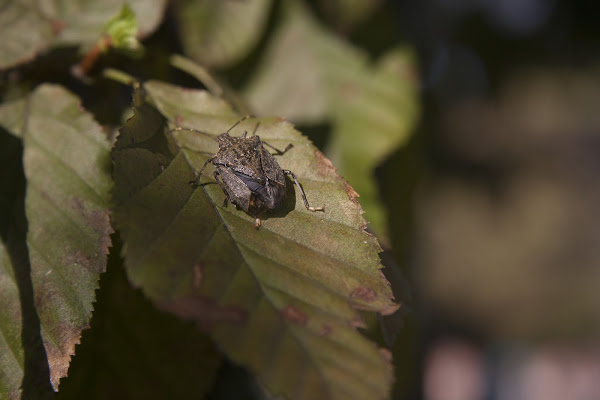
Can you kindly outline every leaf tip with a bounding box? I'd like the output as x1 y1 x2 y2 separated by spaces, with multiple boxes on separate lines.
320 324 333 335
380 303 402 316
51 19 66 35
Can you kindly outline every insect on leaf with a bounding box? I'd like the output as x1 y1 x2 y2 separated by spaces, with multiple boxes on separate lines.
112 81 400 400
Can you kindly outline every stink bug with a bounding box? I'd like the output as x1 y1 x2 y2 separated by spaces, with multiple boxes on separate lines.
170 117 324 227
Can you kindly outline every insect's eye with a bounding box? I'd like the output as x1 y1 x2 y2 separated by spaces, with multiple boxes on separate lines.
226 162 231 166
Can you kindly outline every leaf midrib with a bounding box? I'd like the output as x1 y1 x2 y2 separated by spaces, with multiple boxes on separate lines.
190 158 337 400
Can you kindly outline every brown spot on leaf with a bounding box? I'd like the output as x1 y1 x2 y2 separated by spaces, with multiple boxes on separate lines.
320 324 333 335
70 197 113 257
281 305 308 326
193 263 204 289
340 81 360 99
160 295 247 329
351 286 377 302
64 248 103 274
51 20 66 35
314 149 338 178
175 115 184 126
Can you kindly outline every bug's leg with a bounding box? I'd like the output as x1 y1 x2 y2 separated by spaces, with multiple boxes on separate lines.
283 170 324 212
189 158 213 186
213 170 231 207
263 141 293 155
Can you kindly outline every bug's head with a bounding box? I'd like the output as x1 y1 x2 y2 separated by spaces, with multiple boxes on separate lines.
217 132 233 146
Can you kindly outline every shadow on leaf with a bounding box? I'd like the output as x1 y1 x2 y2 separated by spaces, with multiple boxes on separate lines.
0 129 54 399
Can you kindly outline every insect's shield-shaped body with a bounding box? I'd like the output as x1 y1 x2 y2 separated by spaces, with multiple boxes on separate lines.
212 132 287 216
173 117 324 228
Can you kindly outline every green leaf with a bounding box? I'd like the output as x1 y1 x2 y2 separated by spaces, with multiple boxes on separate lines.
0 97 28 137
0 84 112 396
52 0 166 50
243 0 366 124
112 81 399 400
102 4 143 56
174 0 273 68
328 48 420 236
0 0 166 69
0 1 55 69
315 0 384 31
243 0 419 236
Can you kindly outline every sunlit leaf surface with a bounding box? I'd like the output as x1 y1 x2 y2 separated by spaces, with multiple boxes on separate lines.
112 81 399 400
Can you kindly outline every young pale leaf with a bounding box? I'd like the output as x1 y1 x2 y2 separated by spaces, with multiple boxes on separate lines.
0 0 166 69
102 4 143 56
112 82 399 400
0 84 112 396
243 0 419 236
175 0 272 68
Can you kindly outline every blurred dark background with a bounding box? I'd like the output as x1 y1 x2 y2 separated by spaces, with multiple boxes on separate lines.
381 0 600 399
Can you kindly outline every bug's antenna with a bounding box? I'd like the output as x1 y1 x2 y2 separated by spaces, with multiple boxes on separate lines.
168 115 252 140
167 126 218 142
226 115 250 134
251 120 261 136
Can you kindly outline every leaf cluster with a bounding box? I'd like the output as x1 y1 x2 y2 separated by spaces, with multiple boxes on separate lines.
0 1 417 399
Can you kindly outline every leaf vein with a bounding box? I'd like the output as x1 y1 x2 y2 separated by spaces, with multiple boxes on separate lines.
26 134 106 205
